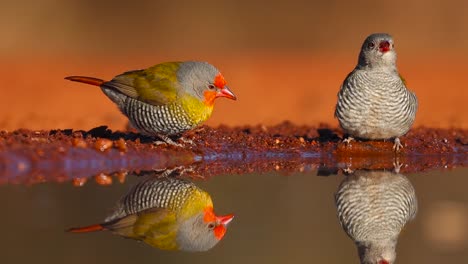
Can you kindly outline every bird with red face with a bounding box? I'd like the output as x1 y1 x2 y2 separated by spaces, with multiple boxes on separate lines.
66 61 236 146
68 176 234 252
335 33 418 151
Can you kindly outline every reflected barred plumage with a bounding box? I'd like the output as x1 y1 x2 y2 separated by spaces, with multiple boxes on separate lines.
106 177 197 222
335 170 417 264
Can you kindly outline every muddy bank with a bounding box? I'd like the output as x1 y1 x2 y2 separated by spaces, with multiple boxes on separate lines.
0 123 466 185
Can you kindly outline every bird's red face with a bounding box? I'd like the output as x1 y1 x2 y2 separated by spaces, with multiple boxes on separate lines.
203 206 234 240
203 73 237 107
378 260 390 264
379 40 391 53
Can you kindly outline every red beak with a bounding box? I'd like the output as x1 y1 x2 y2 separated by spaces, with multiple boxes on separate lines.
216 86 237 100
216 214 234 226
379 41 391 52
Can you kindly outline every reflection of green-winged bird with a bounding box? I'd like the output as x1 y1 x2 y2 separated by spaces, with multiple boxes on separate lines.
335 170 417 264
68 177 234 252
335 33 418 151
66 61 236 145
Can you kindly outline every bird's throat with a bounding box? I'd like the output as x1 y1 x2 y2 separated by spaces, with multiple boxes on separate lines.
203 90 217 107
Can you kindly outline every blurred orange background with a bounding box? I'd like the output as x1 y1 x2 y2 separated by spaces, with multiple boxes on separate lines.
1 0 467 131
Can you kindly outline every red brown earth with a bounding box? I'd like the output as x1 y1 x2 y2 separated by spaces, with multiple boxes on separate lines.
0 123 466 186
1 53 466 185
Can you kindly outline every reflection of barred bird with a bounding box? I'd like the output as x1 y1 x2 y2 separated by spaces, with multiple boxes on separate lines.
68 175 234 252
335 33 418 151
335 170 417 264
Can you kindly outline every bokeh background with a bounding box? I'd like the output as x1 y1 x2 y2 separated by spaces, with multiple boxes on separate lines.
1 0 467 130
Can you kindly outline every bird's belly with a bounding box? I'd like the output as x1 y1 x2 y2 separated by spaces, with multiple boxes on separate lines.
337 103 413 140
122 98 196 136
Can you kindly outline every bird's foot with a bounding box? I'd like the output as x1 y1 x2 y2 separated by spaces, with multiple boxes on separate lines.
154 166 194 178
393 159 403 173
178 137 195 145
393 138 403 152
342 136 355 146
192 126 205 133
153 134 183 147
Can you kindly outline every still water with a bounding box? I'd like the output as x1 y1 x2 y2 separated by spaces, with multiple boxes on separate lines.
0 167 467 263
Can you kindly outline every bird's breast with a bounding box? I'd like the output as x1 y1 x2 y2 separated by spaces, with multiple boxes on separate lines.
179 95 214 125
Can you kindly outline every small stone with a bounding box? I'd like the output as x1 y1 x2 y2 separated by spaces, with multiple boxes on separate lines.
72 178 87 187
95 173 112 185
72 138 87 148
94 139 113 152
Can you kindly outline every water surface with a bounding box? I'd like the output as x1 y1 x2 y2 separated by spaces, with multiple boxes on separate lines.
0 167 467 263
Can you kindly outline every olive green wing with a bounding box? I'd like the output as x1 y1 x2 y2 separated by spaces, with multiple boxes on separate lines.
102 62 182 105
103 207 179 250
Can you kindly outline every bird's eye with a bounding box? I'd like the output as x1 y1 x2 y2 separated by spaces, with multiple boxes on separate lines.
367 42 375 49
208 84 216 90
208 223 215 229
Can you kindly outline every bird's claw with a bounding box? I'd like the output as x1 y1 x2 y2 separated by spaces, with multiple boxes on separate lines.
393 138 403 152
155 166 194 178
178 137 195 145
393 160 403 173
153 134 184 147
343 137 355 146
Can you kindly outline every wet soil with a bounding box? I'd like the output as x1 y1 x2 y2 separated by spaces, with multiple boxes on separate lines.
0 123 466 185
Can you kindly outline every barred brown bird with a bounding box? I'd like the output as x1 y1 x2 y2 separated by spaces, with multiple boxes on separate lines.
66 61 236 146
68 175 234 252
335 33 418 151
335 170 418 264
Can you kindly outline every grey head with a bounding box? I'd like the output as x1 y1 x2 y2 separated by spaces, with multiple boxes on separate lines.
176 210 232 252
176 61 236 102
357 33 397 70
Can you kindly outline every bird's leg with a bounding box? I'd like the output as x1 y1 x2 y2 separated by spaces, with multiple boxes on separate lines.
393 137 403 152
178 137 194 145
343 136 355 145
154 165 202 179
393 159 403 173
154 166 193 178
153 134 183 147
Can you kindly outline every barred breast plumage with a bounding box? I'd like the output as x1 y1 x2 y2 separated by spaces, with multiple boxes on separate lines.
122 96 197 136
335 69 417 140
335 170 418 264
105 177 198 222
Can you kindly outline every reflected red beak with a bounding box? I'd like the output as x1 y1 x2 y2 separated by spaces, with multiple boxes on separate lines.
217 214 234 226
216 86 237 100
379 41 390 52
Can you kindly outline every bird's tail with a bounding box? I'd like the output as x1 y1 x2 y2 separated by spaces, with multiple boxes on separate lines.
65 76 105 86
67 223 105 233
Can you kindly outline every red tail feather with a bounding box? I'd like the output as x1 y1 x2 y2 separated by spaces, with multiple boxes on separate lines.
67 224 105 233
65 76 105 86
